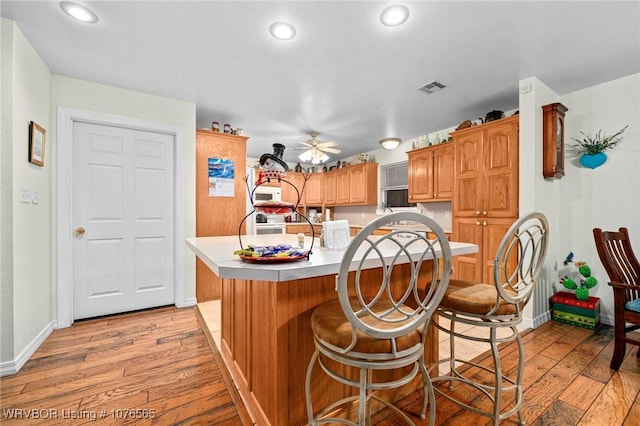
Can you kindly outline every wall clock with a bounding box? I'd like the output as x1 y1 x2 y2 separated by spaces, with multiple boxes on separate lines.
542 102 568 179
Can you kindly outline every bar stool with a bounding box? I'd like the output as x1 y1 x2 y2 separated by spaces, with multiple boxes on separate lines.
305 212 452 425
429 212 549 425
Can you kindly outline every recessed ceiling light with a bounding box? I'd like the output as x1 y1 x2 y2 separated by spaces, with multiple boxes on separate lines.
269 22 296 41
59 1 99 24
380 4 410 27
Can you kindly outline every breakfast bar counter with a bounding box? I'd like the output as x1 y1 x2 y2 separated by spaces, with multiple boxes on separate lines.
186 234 477 426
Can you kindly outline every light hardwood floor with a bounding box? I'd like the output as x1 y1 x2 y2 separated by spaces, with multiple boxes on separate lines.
2 304 639 425
0 306 251 425
199 300 640 425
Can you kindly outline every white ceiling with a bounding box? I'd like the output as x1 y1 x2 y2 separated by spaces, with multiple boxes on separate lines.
2 1 639 164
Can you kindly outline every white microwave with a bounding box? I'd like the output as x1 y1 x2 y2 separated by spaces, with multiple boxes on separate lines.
253 185 281 203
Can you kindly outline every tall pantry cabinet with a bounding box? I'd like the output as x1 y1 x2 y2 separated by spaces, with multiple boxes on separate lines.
452 116 519 283
196 130 248 301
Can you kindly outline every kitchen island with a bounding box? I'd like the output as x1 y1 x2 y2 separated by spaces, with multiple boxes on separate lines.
186 234 477 426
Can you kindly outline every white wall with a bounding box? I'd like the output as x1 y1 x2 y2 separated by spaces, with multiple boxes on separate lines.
1 18 197 373
557 73 640 324
1 18 53 369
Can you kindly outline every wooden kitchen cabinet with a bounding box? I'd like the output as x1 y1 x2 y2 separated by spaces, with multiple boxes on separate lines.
196 130 248 301
324 163 377 206
281 172 305 205
453 217 515 283
452 116 519 282
453 115 519 218
286 223 322 237
335 168 350 205
324 172 337 205
408 143 454 202
304 173 324 205
281 171 323 204
349 163 378 205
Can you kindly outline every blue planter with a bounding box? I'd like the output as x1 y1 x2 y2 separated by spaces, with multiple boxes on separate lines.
579 152 607 169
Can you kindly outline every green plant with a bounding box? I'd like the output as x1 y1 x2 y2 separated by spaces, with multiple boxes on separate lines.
560 252 598 301
571 125 628 155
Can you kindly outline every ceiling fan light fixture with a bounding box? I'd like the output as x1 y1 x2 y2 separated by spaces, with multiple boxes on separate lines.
379 137 401 150
269 22 296 41
59 1 99 23
380 5 409 27
298 149 329 164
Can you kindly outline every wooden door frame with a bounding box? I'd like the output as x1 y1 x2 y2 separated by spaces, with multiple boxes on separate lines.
56 107 187 328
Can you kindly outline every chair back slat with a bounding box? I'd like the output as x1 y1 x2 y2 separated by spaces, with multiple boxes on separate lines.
593 227 640 302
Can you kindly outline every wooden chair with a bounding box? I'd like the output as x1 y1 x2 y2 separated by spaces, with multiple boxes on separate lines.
305 212 452 425
593 227 640 370
429 212 549 426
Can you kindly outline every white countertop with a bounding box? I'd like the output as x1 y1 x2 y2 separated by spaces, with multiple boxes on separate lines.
186 234 477 282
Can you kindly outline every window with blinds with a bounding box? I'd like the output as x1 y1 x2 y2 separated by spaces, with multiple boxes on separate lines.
380 162 416 208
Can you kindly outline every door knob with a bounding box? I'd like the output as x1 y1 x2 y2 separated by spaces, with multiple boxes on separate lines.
76 227 85 235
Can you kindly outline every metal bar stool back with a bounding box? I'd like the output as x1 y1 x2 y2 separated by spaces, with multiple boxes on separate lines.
305 211 452 425
429 212 549 426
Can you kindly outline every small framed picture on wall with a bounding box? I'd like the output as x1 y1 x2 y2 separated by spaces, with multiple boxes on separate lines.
29 121 46 166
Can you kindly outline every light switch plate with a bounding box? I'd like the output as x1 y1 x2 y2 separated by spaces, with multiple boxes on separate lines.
20 187 32 203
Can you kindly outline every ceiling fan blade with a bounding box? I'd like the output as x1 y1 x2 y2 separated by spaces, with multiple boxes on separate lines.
321 147 342 154
298 141 313 148
315 141 337 148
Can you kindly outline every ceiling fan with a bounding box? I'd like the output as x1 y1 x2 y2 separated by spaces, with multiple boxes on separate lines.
294 132 342 164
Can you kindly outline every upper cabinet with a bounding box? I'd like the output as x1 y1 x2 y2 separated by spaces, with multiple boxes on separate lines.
326 163 378 206
304 173 324 206
408 143 454 203
452 115 519 218
324 172 337 205
335 168 350 205
282 163 377 208
348 163 378 205
281 172 305 205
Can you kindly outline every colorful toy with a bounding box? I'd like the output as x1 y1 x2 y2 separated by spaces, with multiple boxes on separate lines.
560 251 598 301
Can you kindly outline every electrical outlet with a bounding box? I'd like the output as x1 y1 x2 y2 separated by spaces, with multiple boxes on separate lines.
427 211 434 219
444 211 450 220
361 212 365 219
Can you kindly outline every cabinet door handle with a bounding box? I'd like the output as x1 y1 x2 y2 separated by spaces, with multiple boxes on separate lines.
476 211 481 216
476 221 481 226
482 211 487 215
483 221 487 226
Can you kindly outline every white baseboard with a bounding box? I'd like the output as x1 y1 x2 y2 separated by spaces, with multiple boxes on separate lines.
180 297 198 308
0 320 56 377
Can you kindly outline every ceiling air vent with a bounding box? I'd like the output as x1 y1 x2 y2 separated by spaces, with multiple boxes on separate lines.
418 80 446 94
